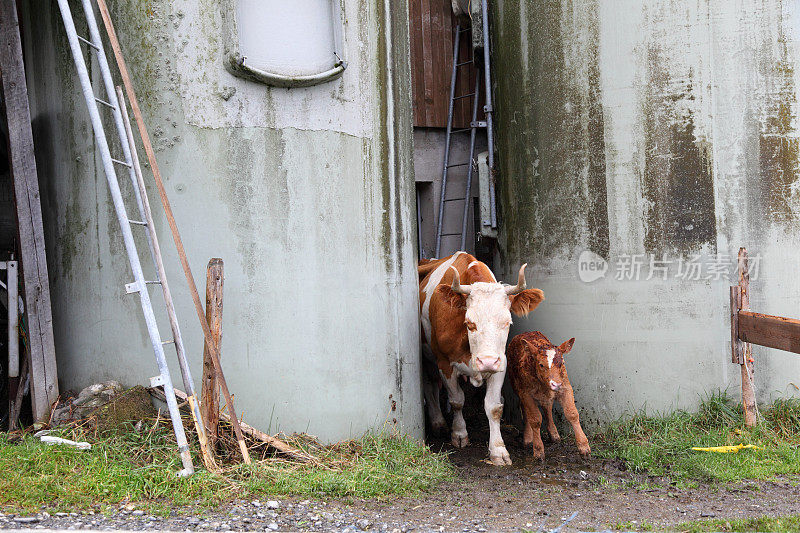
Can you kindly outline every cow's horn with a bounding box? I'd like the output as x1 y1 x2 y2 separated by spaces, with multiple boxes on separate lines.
450 266 472 295
505 263 528 294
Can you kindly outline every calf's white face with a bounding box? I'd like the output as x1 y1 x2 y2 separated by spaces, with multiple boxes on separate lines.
463 282 512 376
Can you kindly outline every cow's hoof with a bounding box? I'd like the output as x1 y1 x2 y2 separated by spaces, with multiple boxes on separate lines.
489 447 512 466
578 444 591 458
548 434 561 444
451 434 470 448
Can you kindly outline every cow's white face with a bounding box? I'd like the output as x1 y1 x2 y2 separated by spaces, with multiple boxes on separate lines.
463 282 512 379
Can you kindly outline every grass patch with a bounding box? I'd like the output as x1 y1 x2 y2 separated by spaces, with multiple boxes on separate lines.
0 420 452 512
593 391 800 485
676 514 800 532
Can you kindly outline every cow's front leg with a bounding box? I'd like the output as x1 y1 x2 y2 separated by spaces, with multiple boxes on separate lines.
485 371 511 465
442 371 469 447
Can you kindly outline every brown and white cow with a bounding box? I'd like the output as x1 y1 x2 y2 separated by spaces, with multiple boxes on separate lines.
507 331 590 460
419 252 544 465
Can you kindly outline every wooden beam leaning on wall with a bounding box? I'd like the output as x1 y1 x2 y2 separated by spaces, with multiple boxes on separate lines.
0 1 59 422
201 259 224 451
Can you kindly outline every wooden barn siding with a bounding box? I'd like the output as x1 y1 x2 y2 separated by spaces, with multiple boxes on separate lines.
409 0 478 128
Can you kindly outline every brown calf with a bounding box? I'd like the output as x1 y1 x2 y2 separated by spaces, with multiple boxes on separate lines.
507 331 590 459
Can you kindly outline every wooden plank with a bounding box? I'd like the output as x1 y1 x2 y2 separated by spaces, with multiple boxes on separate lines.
738 247 756 427
730 286 743 364
200 258 224 450
738 311 800 354
409 0 425 126
420 0 434 126
436 0 452 127
0 0 59 422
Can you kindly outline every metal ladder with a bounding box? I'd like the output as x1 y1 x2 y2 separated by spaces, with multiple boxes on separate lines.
56 0 212 475
434 5 497 257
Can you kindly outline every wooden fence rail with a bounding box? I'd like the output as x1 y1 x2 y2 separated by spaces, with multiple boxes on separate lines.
730 247 800 426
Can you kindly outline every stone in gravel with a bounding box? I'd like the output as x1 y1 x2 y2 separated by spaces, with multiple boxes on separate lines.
132 510 145 516
14 517 40 523
56 512 68 517
188 518 200 525
267 500 280 509
357 518 372 530
267 523 279 531
252 500 262 507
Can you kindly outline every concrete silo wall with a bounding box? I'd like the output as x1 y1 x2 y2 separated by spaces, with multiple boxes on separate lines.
22 0 422 440
493 0 800 423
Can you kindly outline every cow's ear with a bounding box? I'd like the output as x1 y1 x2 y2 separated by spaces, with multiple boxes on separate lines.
436 285 467 310
510 288 544 316
559 337 575 355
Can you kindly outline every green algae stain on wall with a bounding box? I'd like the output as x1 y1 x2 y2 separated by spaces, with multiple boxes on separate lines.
640 44 716 254
493 0 609 262
584 2 610 260
759 32 799 224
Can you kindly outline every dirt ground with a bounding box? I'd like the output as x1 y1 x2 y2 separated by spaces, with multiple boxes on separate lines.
352 431 800 531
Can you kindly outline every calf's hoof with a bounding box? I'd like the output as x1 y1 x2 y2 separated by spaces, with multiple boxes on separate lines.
578 443 591 458
431 420 448 437
489 446 512 466
451 433 470 448
530 444 545 461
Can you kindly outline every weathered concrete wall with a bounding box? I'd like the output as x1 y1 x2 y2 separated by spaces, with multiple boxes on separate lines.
22 0 422 440
493 0 800 424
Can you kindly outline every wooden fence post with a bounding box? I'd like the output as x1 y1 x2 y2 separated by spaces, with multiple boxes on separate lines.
738 248 757 426
200 259 224 448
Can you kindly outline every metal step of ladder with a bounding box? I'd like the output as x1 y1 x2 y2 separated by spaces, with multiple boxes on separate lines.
56 0 213 476
434 11 497 258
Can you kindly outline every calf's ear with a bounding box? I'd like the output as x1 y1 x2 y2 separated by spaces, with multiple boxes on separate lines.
510 288 544 316
559 337 575 354
435 284 467 310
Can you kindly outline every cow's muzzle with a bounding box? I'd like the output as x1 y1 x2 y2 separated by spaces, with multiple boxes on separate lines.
475 355 503 373
549 380 562 392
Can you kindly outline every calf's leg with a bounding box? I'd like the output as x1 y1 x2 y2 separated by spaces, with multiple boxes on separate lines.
542 397 561 443
519 390 545 460
558 385 590 457
484 371 511 465
442 371 469 448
